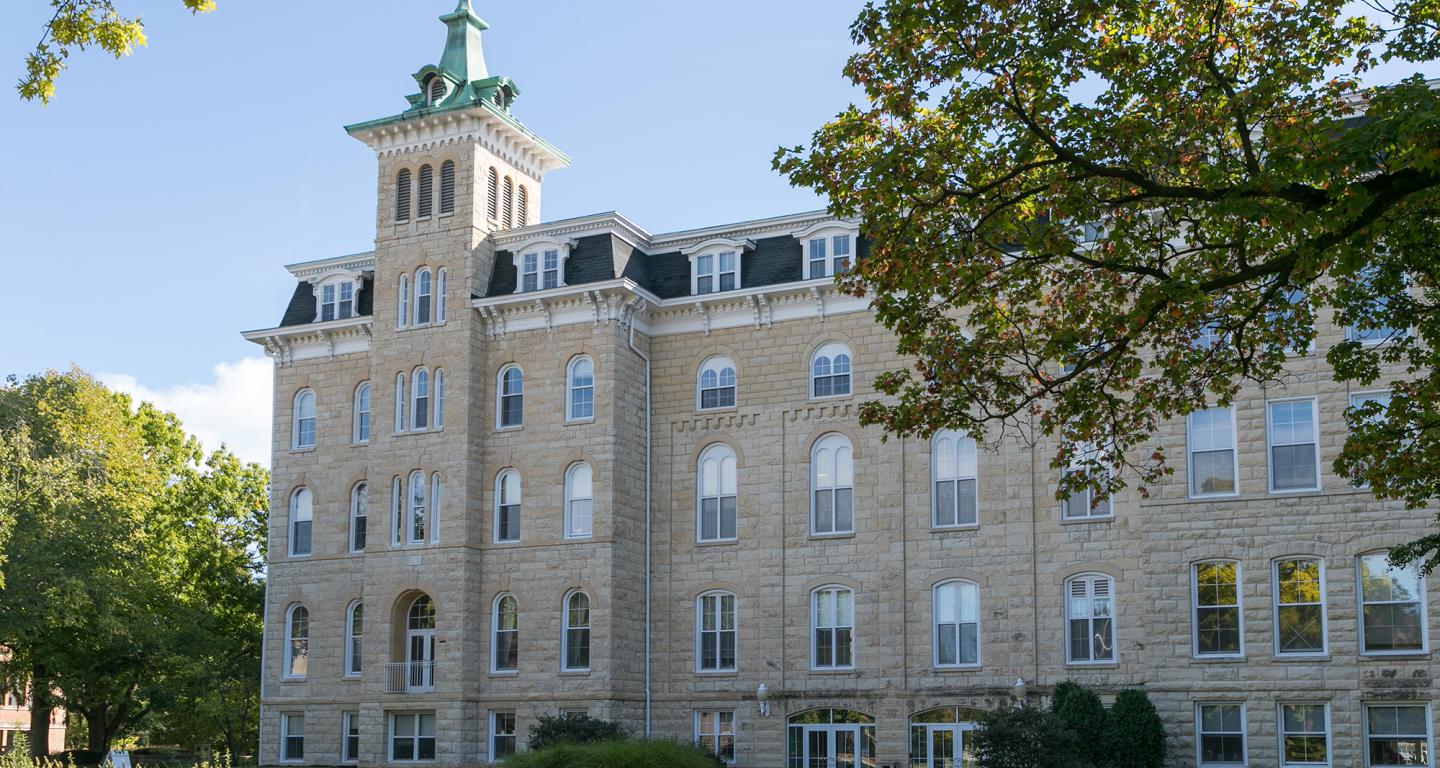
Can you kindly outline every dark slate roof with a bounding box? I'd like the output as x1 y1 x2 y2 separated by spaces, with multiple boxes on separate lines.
278 279 373 328
488 233 620 295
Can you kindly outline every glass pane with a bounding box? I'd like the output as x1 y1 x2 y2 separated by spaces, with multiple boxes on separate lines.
1272 443 1318 489
1192 449 1236 494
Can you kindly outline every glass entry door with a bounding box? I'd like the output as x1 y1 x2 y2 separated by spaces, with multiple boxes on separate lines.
803 725 862 768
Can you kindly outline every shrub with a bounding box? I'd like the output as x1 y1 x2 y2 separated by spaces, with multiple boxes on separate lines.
500 739 723 768
1051 681 1106 767
1099 689 1166 768
525 713 628 752
973 705 1085 768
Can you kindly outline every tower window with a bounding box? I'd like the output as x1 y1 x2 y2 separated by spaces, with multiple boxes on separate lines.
417 165 433 218
517 185 529 227
439 161 455 215
429 77 446 105
502 176 514 228
486 167 499 220
395 169 412 222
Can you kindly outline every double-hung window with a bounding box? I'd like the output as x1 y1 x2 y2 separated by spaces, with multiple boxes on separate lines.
697 445 737 542
811 586 854 669
1194 561 1243 657
415 269 432 325
565 463 593 539
1279 703 1329 766
1197 703 1246 766
1349 391 1393 488
807 234 854 279
542 250 561 289
932 431 978 527
354 383 371 443
341 712 359 764
412 369 430 430
293 390 316 449
1345 266 1407 344
350 482 368 553
495 470 521 543
1274 558 1325 655
1188 407 1238 496
1062 443 1112 519
695 711 736 765
694 251 737 294
284 605 308 678
498 367 524 427
1365 703 1431 767
933 580 980 667
492 595 518 672
289 488 313 557
345 602 363 676
1269 399 1320 492
520 253 540 292
390 712 436 762
1359 553 1426 654
698 357 737 410
1065 574 1114 663
490 712 517 763
697 592 737 672
811 434 854 535
563 591 591 671
568 358 595 421
281 713 304 762
811 343 853 398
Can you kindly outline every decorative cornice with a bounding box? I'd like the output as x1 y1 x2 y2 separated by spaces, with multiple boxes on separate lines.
285 252 377 282
241 317 373 367
346 104 569 180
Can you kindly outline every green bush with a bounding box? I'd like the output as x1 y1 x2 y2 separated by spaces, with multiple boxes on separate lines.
499 739 723 768
525 713 628 751
1051 681 1106 767
973 705 1085 768
1099 689 1166 768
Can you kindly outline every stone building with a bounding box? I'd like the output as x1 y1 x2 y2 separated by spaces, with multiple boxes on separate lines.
245 3 1439 767
0 658 66 754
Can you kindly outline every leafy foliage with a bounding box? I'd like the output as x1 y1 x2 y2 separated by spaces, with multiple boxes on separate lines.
1051 681 1106 767
499 739 724 768
1099 690 1166 768
19 0 216 104
778 0 1440 570
973 705 1086 768
525 713 629 752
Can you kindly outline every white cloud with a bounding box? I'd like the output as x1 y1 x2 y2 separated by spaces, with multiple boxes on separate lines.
101 357 274 467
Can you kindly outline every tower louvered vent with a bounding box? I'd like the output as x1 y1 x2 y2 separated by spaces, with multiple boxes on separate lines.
418 165 434 218
440 161 455 215
429 78 446 105
486 167 499 220
517 185 528 227
396 169 412 222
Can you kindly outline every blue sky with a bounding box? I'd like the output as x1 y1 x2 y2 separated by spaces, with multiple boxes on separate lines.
0 0 867 462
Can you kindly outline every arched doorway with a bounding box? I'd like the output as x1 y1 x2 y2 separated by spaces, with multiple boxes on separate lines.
909 707 984 768
785 708 876 768
405 594 436 691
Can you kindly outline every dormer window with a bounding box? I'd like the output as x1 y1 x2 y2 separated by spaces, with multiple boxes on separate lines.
511 238 574 294
316 277 359 323
429 78 447 105
683 238 753 296
794 222 861 280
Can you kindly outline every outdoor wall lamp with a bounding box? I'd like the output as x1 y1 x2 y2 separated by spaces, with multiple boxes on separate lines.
756 682 770 717
1012 676 1028 705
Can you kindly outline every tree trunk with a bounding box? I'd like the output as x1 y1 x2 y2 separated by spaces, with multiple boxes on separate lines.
85 709 110 754
28 703 52 758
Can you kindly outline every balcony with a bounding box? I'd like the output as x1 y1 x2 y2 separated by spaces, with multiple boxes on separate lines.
384 661 436 694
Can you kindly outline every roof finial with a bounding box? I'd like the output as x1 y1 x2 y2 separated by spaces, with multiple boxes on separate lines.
438 0 488 81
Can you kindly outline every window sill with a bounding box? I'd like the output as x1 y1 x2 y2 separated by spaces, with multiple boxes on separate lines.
808 668 860 676
418 216 432 222
932 665 982 673
1064 662 1118 670
342 674 362 682
565 418 596 426
280 677 307 684
288 553 312 560
697 406 739 415
808 532 856 541
808 394 854 403
496 425 524 433
559 669 591 677
1268 487 1322 496
493 539 522 546
696 538 738 547
1273 653 1329 662
290 446 317 454
1192 655 1247 663
565 535 594 542
1059 516 1115 525
695 670 738 677
489 670 519 678
1359 651 1431 660
1188 492 1241 501
930 524 979 533
439 212 455 219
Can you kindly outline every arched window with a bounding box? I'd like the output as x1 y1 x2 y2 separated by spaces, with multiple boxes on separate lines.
395 169 412 222
349 482 368 553
811 586 854 669
811 434 854 535
1065 573 1115 663
697 444 737 542
292 390 316 449
486 167 499 220
493 594 518 672
415 269 432 325
397 273 410 329
562 591 590 671
289 487 313 557
430 473 442 540
909 707 983 768
285 604 309 678
409 595 436 630
932 430 978 527
417 165 433 218
502 176 515 228
353 382 371 443
498 366 524 428
345 602 363 676
696 591 736 672
405 595 436 691
407 470 427 544
811 343 853 398
428 77 445 105
567 357 595 421
391 476 402 545
439 161 455 215
697 356 737 410
787 710 876 767
436 268 447 323
495 469 521 543
411 369 430 430
433 369 445 429
517 185 529 226
565 463 593 539
934 580 980 667
394 373 406 433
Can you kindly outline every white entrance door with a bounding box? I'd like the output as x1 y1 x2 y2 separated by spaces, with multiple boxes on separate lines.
406 629 435 690
801 725 862 768
916 724 976 768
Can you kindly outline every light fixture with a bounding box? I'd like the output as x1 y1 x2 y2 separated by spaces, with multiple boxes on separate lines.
1012 676 1027 704
756 682 770 717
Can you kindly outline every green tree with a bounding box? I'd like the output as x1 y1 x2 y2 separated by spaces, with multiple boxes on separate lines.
19 0 216 104
1098 690 1166 768
1050 682 1105 767
973 705 1085 768
526 713 628 752
0 370 267 756
779 1 1440 570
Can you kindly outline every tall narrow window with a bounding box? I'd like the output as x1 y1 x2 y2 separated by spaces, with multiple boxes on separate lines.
563 591 591 671
1061 443 1112 519
1065 574 1115 663
1365 703 1431 766
412 369 430 430
520 252 539 292
408 470 427 544
1279 703 1329 766
1359 553 1426 654
1274 558 1325 655
436 269 447 323
517 185 529 226
808 238 827 279
398 273 409 329
1349 391 1393 488
293 390 316 449
568 357 595 421
430 473 442 542
353 382 371 443
697 444 738 542
492 594 518 672
338 280 354 319
498 366 524 428
934 580 980 667
565 463 593 538
811 586 855 669
415 269 432 325
811 434 854 535
439 161 455 215
696 252 715 294
811 343 853 398
932 431 978 527
697 591 737 672
486 167 499 220
345 602 363 676
394 374 406 433
289 488 312 557
434 369 445 429
341 712 359 764
1188 407 1238 496
284 605 308 678
695 711 735 765
389 713 436 762
1197 703 1246 766
832 234 852 273
542 249 561 289
495 470 521 543
395 169 412 222
350 482 368 553
490 712 517 763
321 283 337 322
281 713 305 762
1345 266 1407 344
417 165 433 218
1194 561 1243 657
698 357 737 410
391 476 402 546
502 176 514 228
1269 399 1320 492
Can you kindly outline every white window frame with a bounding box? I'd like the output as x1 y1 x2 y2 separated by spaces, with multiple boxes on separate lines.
436 268 447 323
1277 702 1330 767
1349 390 1393 489
793 221 860 280
1061 443 1113 520
697 356 738 411
406 470 427 545
289 487 313 558
1267 397 1321 494
280 712 305 763
391 476 402 546
349 482 368 554
932 579 981 668
810 342 854 399
696 590 737 673
433 369 444 430
683 237 752 295
562 590 591 672
1196 702 1248 767
388 712 437 763
931 430 979 528
316 278 356 323
1364 702 1433 768
292 390 316 449
1273 558 1327 657
411 368 430 431
1064 573 1116 665
397 273 409 329
1345 267 1409 346
697 444 738 543
510 238 574 294
489 711 517 764
1187 406 1240 498
353 382 371 443
810 585 856 670
341 711 359 764
810 434 855 536
1193 560 1245 658
283 604 308 679
566 356 595 422
494 469 521 544
344 601 363 677
564 463 594 539
1357 552 1429 656
694 710 736 765
491 593 518 673
429 473 441 543
414 268 433 325
497 365 524 429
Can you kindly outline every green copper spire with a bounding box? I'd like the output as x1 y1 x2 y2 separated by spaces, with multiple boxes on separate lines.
437 0 488 82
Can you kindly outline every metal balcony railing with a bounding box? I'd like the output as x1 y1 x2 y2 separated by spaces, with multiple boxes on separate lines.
384 661 436 694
